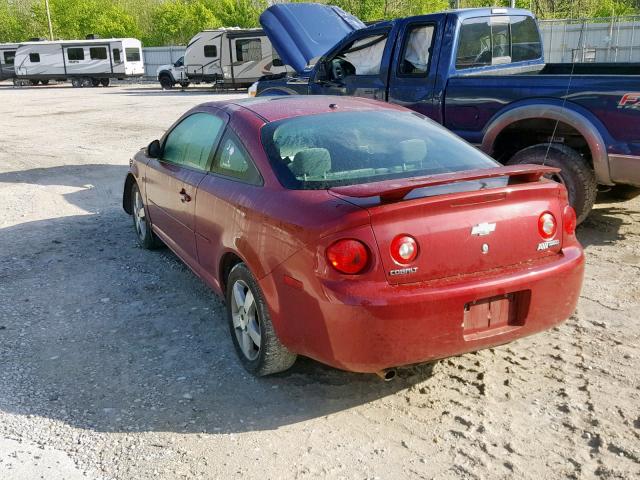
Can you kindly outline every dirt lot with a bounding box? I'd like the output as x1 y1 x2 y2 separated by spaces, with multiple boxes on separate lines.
0 82 638 480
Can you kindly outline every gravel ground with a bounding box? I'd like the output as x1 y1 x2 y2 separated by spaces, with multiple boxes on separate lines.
0 82 638 480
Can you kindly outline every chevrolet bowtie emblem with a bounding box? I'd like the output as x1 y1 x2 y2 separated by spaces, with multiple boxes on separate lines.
471 222 496 236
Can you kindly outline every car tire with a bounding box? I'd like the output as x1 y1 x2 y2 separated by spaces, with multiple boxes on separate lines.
159 75 174 90
130 182 162 249
507 143 596 224
100 78 110 87
226 263 297 376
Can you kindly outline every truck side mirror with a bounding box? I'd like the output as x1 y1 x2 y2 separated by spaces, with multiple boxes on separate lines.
147 139 161 158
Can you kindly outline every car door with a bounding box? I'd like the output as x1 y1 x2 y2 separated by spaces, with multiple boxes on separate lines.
309 27 392 101
145 111 227 265
387 15 445 123
195 128 263 290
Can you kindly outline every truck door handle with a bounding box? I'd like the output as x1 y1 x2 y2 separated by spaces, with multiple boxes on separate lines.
179 188 191 203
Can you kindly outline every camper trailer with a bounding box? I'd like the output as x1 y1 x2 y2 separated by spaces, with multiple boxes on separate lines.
0 43 19 82
14 38 144 87
157 28 288 89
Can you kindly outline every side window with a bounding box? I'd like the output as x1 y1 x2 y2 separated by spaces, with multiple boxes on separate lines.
4 51 16 65
67 48 85 61
213 131 262 185
90 47 107 60
511 16 542 62
456 17 491 69
235 39 262 62
336 34 388 76
113 48 121 63
126 48 141 62
162 113 225 170
204 45 217 58
29 53 40 63
399 24 435 75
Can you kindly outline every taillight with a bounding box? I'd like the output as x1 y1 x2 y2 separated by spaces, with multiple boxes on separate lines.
538 212 557 239
563 205 577 235
390 235 418 264
326 239 369 274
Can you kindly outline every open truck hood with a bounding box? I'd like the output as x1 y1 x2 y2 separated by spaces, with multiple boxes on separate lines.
259 3 365 73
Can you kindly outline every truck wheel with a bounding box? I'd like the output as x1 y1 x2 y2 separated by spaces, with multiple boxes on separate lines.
100 78 110 87
71 78 81 88
226 263 297 376
159 75 174 90
507 143 596 224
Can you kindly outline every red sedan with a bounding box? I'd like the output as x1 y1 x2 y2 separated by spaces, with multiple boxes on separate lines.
123 96 584 378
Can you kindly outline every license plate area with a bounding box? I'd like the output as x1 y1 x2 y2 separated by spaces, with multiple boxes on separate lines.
463 291 529 340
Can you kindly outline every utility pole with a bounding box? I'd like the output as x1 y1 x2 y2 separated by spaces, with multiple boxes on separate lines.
45 0 54 40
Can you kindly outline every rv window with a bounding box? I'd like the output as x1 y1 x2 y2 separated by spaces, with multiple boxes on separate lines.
4 51 16 65
113 48 121 63
90 47 107 60
29 53 40 63
163 113 225 170
204 45 217 58
67 48 85 61
126 48 141 62
235 39 262 62
213 130 262 185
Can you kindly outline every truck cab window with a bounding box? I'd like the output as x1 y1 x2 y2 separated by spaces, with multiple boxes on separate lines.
399 25 435 75
456 18 491 69
29 53 40 63
491 18 511 63
204 45 217 58
90 47 107 60
174 56 183 67
330 34 388 80
235 39 262 62
511 16 542 61
67 48 85 61
4 51 16 65
113 48 121 63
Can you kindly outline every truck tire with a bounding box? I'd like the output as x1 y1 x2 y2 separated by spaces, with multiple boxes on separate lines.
159 74 174 90
226 263 297 376
100 78 110 87
507 143 596 224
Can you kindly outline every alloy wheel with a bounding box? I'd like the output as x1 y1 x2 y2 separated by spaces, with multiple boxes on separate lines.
230 279 261 361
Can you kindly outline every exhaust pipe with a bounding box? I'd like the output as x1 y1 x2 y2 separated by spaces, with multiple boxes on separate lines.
375 368 397 381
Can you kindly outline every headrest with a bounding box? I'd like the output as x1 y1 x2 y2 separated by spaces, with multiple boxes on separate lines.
289 148 331 178
399 139 427 164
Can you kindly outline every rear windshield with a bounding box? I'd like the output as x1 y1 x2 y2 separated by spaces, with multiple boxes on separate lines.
261 111 498 190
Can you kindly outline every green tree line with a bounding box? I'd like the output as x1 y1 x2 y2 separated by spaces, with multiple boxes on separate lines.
1 0 638 46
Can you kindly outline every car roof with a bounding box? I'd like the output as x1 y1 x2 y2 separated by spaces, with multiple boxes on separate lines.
203 96 408 123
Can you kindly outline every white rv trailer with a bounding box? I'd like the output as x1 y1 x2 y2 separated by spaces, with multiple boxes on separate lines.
157 28 288 89
0 43 19 82
14 38 144 87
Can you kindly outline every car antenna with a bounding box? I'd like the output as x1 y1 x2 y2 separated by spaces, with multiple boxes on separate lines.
543 20 585 166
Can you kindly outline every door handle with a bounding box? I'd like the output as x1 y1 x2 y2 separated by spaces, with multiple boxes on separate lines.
179 188 191 203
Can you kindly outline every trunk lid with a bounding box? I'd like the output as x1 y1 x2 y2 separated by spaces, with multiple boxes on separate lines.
330 165 565 285
259 3 365 73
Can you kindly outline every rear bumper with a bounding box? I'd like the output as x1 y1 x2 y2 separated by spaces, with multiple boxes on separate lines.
264 246 584 373
609 154 640 187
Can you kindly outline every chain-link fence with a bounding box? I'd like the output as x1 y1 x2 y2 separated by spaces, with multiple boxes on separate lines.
539 16 640 63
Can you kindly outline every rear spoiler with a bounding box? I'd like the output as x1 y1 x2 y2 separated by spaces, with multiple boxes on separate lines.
330 164 560 202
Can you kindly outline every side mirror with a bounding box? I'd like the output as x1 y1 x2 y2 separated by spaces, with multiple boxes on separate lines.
272 57 284 67
147 139 161 158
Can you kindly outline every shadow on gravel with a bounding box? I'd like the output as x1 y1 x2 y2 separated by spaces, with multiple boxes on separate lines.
0 211 435 436
577 204 636 248
0 164 128 212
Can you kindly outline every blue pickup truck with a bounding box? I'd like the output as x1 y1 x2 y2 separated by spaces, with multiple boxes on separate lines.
252 4 640 221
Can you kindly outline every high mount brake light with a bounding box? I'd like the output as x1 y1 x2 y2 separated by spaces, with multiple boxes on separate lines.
538 212 557 239
390 235 418 264
326 239 369 274
563 205 577 235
